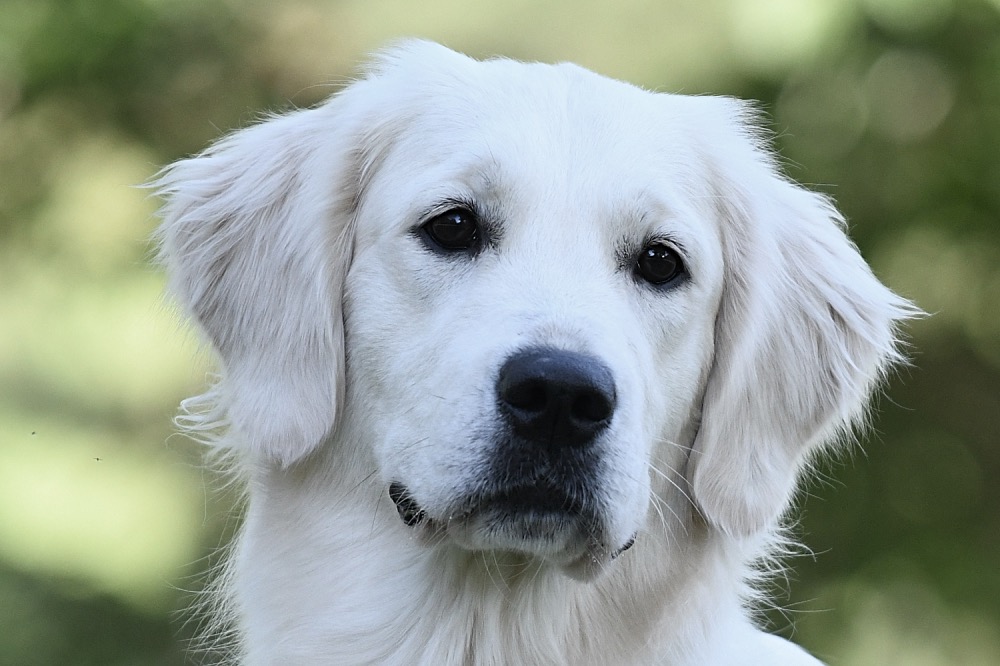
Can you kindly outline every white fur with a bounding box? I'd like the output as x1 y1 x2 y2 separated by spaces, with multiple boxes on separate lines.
154 41 917 665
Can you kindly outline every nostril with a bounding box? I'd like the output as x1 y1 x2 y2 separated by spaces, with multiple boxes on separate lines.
502 377 548 415
571 390 614 425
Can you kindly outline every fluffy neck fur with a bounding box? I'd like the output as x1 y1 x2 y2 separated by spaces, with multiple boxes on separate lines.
207 427 782 666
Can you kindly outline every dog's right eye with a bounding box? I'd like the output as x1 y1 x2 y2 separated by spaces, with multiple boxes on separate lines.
420 207 481 252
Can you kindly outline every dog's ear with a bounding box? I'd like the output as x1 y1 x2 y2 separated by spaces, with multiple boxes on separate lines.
153 102 361 466
687 98 919 537
151 41 475 467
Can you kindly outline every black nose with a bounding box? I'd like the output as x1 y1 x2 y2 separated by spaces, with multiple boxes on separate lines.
497 348 617 449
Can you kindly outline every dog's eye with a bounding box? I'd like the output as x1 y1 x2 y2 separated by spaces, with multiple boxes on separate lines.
420 207 480 252
636 242 685 286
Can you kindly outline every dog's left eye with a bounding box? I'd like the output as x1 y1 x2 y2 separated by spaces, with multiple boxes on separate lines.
420 207 481 252
635 242 686 286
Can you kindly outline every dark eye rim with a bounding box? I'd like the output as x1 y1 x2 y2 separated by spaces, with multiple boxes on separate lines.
633 240 688 288
416 204 483 254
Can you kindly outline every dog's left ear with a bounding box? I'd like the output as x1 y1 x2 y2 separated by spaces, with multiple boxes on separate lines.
687 98 920 537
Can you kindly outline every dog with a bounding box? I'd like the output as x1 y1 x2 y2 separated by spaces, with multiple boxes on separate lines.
154 41 916 665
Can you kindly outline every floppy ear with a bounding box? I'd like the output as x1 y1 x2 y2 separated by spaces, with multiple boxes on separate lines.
151 41 480 467
153 102 361 466
688 99 919 537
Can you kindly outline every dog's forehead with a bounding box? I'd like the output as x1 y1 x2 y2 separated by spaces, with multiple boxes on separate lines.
358 57 717 243
388 60 693 175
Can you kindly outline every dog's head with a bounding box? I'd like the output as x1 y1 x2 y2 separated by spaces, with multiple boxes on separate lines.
156 41 915 580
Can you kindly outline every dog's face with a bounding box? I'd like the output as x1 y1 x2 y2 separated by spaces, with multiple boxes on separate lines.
155 41 912 582
344 66 726 576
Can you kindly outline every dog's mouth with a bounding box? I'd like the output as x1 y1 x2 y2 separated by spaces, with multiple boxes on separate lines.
387 481 635 578
388 480 586 529
475 483 587 517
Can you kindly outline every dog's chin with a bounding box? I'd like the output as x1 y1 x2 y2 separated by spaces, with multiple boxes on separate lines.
392 493 628 581
447 507 610 578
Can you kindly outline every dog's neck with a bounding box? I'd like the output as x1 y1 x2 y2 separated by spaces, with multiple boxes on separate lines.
220 445 768 666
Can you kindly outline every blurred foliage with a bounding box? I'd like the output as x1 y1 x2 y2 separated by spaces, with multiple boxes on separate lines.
0 0 997 664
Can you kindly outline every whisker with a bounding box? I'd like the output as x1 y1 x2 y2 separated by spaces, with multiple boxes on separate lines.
646 489 671 531
643 451 693 536
351 467 380 494
648 486 688 536
648 443 697 508
482 550 510 594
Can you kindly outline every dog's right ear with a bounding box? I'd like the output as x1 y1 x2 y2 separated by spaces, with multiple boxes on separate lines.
151 41 478 466
153 101 362 467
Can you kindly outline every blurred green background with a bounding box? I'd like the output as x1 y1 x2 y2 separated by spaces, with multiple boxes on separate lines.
1 0 998 664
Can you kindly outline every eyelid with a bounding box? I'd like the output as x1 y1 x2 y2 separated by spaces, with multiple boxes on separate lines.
616 233 688 271
646 234 686 255
417 197 479 225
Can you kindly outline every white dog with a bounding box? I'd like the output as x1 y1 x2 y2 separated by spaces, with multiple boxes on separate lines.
155 41 915 665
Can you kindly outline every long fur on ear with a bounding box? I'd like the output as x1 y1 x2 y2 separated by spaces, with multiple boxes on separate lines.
151 41 480 467
688 99 920 537
152 103 359 467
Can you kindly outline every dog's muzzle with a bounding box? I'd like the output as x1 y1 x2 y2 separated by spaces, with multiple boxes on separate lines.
387 347 636 574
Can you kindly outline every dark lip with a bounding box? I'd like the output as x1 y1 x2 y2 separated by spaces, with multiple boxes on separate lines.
466 483 588 518
388 482 426 527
